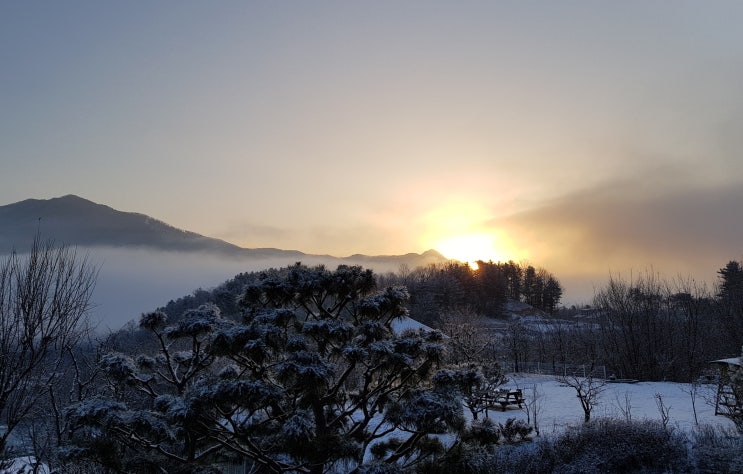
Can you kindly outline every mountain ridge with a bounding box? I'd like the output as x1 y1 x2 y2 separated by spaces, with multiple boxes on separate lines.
0 195 446 267
0 194 448 329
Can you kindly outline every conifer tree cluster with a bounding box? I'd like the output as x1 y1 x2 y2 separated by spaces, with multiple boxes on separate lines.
382 260 562 326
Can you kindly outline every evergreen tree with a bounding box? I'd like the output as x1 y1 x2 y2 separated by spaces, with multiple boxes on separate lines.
716 260 743 353
473 261 508 316
504 260 523 301
66 265 463 473
718 260 743 301
542 275 563 313
522 265 538 307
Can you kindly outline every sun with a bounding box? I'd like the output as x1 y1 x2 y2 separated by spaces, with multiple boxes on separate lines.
418 201 525 268
435 233 506 269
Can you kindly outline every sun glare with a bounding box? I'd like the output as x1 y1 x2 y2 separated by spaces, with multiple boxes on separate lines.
418 201 525 268
436 234 504 269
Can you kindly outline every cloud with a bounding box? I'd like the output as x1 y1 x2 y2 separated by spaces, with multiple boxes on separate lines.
215 217 417 257
215 222 293 248
83 245 437 331
496 175 743 302
87 247 314 331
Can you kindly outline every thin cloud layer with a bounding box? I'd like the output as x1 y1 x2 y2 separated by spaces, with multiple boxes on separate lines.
498 176 743 301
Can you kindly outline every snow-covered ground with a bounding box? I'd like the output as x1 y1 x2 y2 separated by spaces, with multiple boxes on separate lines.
2 375 736 473
482 374 735 435
0 457 49 474
358 373 735 466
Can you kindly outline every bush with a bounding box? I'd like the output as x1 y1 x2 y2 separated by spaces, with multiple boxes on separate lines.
691 425 743 473
462 418 501 445
414 442 495 474
418 419 743 473
417 417 536 474
493 418 691 473
498 418 533 444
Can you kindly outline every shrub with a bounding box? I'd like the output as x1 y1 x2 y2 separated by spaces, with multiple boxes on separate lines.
493 418 691 473
498 418 533 444
462 418 501 445
691 425 743 473
414 442 495 474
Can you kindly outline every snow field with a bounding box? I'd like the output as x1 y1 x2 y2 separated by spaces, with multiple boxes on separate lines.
482 374 734 435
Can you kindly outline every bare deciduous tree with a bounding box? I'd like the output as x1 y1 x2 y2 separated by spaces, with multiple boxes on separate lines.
595 271 716 382
521 384 544 436
613 391 633 422
655 393 671 430
439 308 495 365
557 367 606 423
0 236 96 459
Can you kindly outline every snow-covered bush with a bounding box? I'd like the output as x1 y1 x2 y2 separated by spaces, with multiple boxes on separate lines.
492 419 690 473
63 303 230 471
462 417 501 445
414 442 495 474
0 456 49 474
691 425 743 473
416 418 535 474
432 363 507 420
498 418 533 444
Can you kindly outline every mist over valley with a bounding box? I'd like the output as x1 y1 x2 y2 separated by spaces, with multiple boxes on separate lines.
0 195 447 329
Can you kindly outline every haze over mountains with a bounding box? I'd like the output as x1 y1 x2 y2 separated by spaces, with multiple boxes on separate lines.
0 194 256 255
0 195 446 330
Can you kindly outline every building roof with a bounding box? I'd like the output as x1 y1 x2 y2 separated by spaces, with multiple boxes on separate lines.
710 357 742 367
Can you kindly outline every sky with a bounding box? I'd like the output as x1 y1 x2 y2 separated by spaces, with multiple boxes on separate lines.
3 1 743 303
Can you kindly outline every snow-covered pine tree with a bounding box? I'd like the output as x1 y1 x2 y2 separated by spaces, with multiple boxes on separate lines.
64 303 228 471
65 264 465 473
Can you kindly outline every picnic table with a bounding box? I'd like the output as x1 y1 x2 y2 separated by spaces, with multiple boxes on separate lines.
480 388 524 411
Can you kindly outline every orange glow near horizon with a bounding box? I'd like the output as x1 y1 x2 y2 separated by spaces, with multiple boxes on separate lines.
434 231 527 268
436 234 503 267
419 201 527 267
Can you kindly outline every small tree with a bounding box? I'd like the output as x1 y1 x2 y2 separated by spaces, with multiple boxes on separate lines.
439 308 492 365
432 363 507 421
654 393 671 430
680 380 700 427
613 391 633 422
522 384 544 436
436 309 507 421
557 367 607 423
67 264 463 473
0 236 96 462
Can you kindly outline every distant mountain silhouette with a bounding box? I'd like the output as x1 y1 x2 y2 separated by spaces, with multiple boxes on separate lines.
0 195 446 268
0 195 448 329
0 194 247 254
